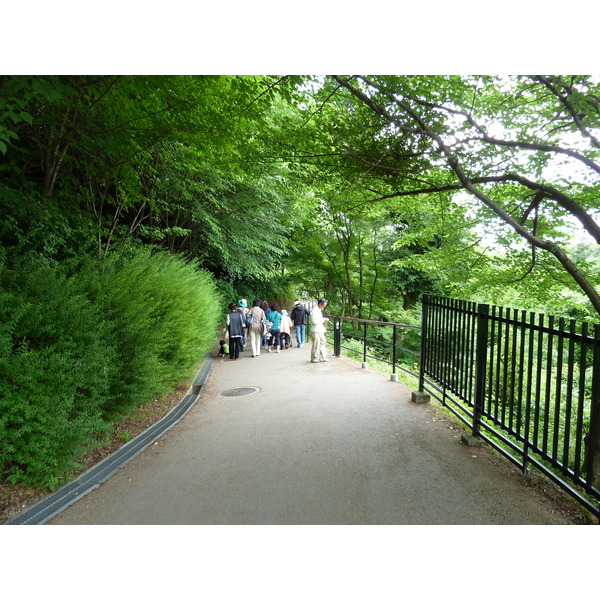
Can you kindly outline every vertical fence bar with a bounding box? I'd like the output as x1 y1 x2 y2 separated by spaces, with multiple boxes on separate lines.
461 301 470 402
429 297 437 383
467 302 477 405
574 321 588 482
552 318 565 464
523 311 536 474
419 296 429 391
442 298 451 405
448 299 455 393
334 317 341 357
487 306 496 419
363 321 368 363
458 301 467 400
516 310 527 438
533 313 545 448
392 324 397 377
441 298 449 394
473 303 489 436
451 299 459 394
585 324 600 492
562 319 576 474
493 306 503 423
429 298 437 383
507 308 519 431
543 315 555 457
455 300 462 395
501 307 511 425
446 299 453 393
439 298 447 398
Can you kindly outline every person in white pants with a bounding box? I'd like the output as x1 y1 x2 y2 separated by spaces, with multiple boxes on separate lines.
310 298 330 363
247 299 266 357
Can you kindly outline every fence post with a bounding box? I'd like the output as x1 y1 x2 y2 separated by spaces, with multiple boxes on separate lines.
585 323 600 490
363 321 368 365
418 295 429 392
473 303 490 437
411 295 431 403
392 325 398 375
334 317 341 357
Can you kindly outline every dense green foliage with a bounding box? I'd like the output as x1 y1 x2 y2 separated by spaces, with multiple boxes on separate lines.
0 256 112 488
0 249 220 488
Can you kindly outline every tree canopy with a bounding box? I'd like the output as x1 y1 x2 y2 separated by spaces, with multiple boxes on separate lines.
2 74 599 320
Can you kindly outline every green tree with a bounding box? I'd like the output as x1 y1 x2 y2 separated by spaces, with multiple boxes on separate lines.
331 75 600 316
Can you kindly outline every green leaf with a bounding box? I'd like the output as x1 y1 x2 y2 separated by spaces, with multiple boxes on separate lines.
18 111 33 124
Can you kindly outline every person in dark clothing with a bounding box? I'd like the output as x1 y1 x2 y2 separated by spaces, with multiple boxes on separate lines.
227 302 245 360
290 300 311 347
237 299 248 351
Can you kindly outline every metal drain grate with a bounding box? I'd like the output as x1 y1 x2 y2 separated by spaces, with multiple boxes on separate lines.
221 387 260 397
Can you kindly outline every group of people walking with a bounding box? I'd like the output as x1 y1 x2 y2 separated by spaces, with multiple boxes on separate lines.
221 297 330 363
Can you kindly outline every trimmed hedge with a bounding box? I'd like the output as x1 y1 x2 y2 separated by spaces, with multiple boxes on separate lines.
0 249 221 488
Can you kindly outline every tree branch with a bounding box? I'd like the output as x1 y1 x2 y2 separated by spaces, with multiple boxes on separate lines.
333 75 600 316
535 75 600 150
401 84 600 175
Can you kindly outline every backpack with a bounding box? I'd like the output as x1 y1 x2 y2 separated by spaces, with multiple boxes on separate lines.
245 312 254 327
261 318 272 337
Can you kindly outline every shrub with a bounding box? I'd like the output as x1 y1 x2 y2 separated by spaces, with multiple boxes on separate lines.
0 248 221 488
0 257 112 487
84 249 221 417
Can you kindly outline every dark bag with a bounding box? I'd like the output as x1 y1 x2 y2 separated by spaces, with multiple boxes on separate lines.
245 312 254 327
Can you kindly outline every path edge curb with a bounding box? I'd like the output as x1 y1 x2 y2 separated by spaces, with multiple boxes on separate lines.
3 356 214 525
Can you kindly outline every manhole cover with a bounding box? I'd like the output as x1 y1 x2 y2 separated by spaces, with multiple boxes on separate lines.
221 387 260 397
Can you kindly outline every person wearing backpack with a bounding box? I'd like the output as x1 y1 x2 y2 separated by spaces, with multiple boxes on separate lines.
247 299 266 357
267 303 282 353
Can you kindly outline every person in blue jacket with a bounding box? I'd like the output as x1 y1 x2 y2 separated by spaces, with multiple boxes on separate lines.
267 303 282 353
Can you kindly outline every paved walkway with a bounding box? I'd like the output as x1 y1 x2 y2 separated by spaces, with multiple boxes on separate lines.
49 343 571 525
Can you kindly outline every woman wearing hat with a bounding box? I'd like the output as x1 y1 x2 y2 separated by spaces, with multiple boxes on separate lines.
280 309 293 349
237 299 248 351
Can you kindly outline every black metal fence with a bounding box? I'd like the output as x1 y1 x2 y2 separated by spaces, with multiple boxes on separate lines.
420 294 600 518
324 296 600 517
331 316 421 381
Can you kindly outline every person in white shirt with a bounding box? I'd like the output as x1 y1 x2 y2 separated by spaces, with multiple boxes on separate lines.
309 298 330 363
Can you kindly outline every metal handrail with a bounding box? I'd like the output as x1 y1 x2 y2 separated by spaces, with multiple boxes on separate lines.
321 298 600 518
328 315 421 380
